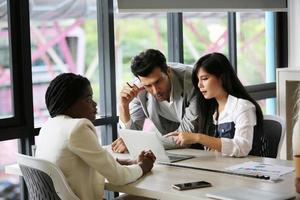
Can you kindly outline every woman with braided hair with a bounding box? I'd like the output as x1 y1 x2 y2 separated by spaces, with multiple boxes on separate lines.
35 73 155 200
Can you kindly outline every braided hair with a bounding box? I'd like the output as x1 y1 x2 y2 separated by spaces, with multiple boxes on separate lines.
45 73 90 117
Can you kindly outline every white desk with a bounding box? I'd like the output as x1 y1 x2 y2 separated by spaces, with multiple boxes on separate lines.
106 148 299 200
6 149 300 200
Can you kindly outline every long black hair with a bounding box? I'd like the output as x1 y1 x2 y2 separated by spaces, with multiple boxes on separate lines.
45 73 90 117
192 52 264 156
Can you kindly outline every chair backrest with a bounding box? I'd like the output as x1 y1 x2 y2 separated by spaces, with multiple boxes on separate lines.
263 115 285 158
16 153 80 200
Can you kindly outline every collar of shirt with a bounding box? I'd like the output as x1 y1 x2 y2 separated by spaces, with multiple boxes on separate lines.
213 94 238 124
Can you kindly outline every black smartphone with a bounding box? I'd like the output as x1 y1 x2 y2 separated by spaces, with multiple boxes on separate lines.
172 181 212 191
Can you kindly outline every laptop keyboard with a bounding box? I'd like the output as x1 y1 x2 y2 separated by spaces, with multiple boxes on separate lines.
167 153 193 162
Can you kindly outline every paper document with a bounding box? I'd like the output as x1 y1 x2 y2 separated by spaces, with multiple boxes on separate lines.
225 161 294 178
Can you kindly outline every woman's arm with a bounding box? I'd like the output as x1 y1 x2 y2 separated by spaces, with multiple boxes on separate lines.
116 158 136 165
194 133 222 152
220 106 256 157
165 132 222 152
69 120 143 185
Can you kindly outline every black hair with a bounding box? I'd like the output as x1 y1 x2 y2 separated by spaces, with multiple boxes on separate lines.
45 73 90 117
192 52 264 156
131 49 168 77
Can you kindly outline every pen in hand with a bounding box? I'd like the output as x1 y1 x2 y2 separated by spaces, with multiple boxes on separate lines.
126 82 144 91
126 82 133 88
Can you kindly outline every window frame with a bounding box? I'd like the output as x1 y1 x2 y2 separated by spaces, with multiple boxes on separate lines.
0 0 34 142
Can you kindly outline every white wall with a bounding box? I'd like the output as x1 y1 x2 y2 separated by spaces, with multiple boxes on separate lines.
288 0 300 69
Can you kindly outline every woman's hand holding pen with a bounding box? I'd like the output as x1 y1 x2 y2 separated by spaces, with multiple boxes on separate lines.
165 132 198 146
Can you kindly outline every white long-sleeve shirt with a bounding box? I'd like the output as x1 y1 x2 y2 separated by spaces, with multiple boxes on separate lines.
213 95 257 157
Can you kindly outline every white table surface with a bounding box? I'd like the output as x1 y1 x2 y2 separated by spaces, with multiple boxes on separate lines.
106 147 300 200
6 147 300 200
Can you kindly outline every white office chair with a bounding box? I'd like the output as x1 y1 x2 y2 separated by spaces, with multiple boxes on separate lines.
16 153 79 200
263 115 285 158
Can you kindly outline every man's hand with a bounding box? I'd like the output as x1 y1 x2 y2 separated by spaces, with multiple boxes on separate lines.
119 83 144 124
137 150 156 175
119 83 143 108
111 138 128 153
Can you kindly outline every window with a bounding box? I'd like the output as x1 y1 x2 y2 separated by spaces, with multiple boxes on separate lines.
28 0 120 148
257 98 276 115
236 12 267 85
29 12 101 127
183 12 228 65
0 9 13 119
114 13 168 131
114 13 168 106
236 12 279 113
0 139 20 200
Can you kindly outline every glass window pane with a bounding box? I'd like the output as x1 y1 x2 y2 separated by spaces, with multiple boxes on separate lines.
237 12 266 85
0 139 20 199
114 13 168 110
257 98 276 115
0 2 13 119
183 12 228 65
29 2 100 127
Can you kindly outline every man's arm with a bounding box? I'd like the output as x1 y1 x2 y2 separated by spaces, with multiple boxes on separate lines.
160 91 199 149
112 97 147 153
126 97 147 130
119 83 140 124
113 86 147 153
119 83 146 130
177 90 200 132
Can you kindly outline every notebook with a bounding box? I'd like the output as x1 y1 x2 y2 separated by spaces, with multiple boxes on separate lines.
206 187 295 200
119 129 194 163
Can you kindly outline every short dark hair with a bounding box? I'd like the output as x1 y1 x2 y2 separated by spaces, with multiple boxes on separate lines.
131 49 168 77
45 73 90 117
192 52 264 156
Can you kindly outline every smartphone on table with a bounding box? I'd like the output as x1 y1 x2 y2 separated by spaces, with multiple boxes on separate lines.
172 181 212 190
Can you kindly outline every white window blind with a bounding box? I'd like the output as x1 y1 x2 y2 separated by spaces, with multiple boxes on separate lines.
117 0 287 12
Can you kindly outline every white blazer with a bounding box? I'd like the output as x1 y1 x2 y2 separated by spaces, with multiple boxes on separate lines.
35 115 142 200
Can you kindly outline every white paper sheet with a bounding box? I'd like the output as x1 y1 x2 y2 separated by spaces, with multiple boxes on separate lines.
225 161 294 177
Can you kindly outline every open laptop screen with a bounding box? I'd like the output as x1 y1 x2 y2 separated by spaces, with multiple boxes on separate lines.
119 129 193 163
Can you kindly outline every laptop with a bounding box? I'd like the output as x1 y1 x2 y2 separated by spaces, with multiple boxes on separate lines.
206 187 295 200
119 129 194 163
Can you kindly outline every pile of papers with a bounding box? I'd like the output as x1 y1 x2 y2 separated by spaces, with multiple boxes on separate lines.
225 161 294 178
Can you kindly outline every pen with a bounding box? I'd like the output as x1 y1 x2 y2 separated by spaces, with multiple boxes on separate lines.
159 163 270 180
126 82 133 88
